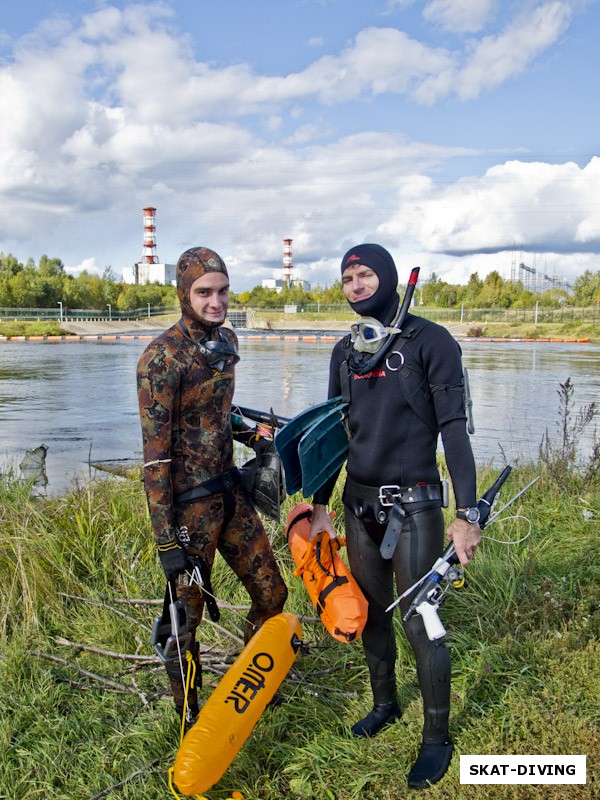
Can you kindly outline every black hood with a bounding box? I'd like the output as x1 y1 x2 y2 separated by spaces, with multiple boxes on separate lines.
340 243 399 323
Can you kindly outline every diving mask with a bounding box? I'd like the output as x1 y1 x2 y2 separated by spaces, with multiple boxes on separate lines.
350 317 402 353
197 330 240 372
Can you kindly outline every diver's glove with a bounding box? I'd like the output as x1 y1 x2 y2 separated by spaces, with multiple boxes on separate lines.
157 541 188 580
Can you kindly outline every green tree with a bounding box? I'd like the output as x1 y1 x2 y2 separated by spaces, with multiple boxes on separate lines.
422 273 449 306
476 271 518 308
0 253 23 278
63 271 108 309
314 279 346 304
8 269 41 307
572 270 600 305
38 255 64 277
460 273 484 307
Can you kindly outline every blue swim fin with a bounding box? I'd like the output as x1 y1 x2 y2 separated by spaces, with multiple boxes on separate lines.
298 403 349 497
275 397 346 495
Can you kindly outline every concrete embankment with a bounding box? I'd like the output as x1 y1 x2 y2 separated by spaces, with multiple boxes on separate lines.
59 319 171 336
1 319 590 343
59 319 472 336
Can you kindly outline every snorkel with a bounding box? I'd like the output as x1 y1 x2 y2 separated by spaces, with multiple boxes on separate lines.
349 266 420 375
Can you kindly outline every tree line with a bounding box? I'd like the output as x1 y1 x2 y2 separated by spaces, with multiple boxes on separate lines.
1 252 599 311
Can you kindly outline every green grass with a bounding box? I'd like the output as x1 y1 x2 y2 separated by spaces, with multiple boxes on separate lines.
0 463 598 800
470 321 598 341
0 320 69 338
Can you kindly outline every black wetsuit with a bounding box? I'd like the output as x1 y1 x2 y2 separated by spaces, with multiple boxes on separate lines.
315 312 477 742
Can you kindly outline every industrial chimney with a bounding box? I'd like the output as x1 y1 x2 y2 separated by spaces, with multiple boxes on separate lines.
142 207 159 264
282 238 293 287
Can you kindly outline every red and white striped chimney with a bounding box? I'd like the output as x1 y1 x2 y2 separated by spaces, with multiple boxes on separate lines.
142 207 159 264
282 238 293 286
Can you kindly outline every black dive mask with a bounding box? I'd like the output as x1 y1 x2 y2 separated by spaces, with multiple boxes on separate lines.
196 332 240 372
179 318 239 372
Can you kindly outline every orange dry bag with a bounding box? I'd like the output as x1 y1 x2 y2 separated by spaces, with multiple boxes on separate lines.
286 503 368 643
173 612 302 797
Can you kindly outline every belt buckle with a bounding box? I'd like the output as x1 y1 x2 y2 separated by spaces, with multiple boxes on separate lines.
379 484 400 506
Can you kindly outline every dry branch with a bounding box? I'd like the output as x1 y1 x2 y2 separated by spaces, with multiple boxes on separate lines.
87 758 161 800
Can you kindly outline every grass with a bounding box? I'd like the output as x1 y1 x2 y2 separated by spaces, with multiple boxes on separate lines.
470 321 598 342
0 320 68 338
0 457 598 799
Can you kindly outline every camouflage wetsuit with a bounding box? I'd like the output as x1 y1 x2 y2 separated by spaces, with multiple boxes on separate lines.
137 247 287 716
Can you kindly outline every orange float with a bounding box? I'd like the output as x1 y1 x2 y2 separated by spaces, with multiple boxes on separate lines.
172 612 302 797
286 503 368 643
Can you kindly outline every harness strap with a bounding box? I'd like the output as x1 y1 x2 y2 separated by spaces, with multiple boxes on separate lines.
317 575 350 617
340 316 440 436
286 507 313 540
174 467 241 505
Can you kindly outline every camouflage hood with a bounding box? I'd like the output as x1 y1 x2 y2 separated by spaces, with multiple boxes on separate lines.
176 247 229 337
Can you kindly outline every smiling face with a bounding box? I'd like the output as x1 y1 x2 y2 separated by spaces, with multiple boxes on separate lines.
341 263 380 305
188 271 230 327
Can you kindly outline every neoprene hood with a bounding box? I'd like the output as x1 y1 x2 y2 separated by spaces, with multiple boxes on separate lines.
176 246 229 336
340 243 399 323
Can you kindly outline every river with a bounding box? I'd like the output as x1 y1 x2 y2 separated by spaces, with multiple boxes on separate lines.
0 334 598 494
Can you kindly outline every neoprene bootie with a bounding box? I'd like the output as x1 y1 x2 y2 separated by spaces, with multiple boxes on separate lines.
406 738 454 789
351 700 401 737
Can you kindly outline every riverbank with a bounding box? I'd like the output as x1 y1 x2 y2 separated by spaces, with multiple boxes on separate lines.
0 315 597 342
1 461 598 800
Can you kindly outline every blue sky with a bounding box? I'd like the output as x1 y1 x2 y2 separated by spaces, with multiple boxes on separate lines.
0 0 598 290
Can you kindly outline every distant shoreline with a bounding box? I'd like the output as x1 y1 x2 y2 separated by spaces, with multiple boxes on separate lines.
56 318 471 336
0 318 595 344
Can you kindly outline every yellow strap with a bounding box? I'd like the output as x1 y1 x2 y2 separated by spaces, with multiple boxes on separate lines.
178 650 198 746
169 651 205 800
167 767 182 799
168 766 209 799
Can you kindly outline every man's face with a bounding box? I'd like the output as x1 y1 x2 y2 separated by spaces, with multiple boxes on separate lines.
342 263 380 305
189 272 230 326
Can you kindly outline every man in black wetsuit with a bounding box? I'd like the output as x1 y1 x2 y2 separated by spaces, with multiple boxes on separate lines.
309 243 480 789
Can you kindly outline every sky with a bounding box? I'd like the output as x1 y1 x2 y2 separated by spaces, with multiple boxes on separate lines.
0 0 599 291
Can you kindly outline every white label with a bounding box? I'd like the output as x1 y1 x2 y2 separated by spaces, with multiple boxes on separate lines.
460 755 586 784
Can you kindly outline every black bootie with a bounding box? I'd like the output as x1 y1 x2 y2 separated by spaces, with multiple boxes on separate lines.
407 738 454 789
351 700 401 738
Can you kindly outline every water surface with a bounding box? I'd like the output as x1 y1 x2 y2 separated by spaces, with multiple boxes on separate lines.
0 335 598 493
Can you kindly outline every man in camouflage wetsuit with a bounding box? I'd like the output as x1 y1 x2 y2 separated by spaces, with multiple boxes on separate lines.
137 246 288 724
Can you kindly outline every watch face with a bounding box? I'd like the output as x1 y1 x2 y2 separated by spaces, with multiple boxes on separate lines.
466 507 480 523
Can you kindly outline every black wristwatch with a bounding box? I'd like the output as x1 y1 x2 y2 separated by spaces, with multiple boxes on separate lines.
456 506 481 524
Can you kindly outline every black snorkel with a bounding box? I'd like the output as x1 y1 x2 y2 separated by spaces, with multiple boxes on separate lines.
348 266 420 376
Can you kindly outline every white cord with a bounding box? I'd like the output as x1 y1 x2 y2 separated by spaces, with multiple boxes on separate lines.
481 514 532 546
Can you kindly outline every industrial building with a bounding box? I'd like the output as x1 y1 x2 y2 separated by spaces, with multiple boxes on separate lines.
122 207 176 285
261 238 311 292
122 211 309 292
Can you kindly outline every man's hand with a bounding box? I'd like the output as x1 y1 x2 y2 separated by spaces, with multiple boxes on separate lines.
309 503 337 541
446 517 481 567
157 541 188 579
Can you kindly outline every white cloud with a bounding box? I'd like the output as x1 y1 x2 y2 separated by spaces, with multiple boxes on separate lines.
423 0 498 33
380 157 600 258
0 2 594 291
454 2 572 100
65 256 101 276
415 1 572 102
